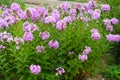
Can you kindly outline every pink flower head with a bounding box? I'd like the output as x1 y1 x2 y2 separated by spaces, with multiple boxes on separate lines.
111 18 118 25
23 32 34 41
26 8 39 21
0 18 8 28
18 10 28 20
52 9 60 22
44 16 56 24
91 28 101 40
85 0 97 10
4 16 15 25
0 45 6 50
60 2 71 14
30 64 41 75
106 34 120 42
48 40 59 49
106 25 113 32
39 31 50 40
56 20 66 31
23 21 39 32
91 32 101 40
0 31 13 42
101 4 110 12
70 9 76 20
91 11 100 20
36 46 45 53
11 3 21 11
83 46 91 55
74 3 83 11
55 67 65 76
63 16 73 24
14 37 24 45
78 54 88 62
103 19 111 26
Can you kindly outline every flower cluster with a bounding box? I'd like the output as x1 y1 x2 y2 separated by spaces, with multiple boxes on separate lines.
14 37 24 49
103 18 118 32
30 64 41 75
39 31 50 40
36 46 45 53
106 34 120 42
55 67 65 76
91 28 101 40
101 4 110 12
0 45 6 50
56 20 66 31
0 31 13 42
60 2 71 14
79 46 91 62
48 40 59 49
23 21 39 33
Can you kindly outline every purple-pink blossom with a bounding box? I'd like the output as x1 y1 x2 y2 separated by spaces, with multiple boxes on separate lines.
23 22 39 32
0 18 8 28
30 64 41 75
0 31 13 42
78 54 88 62
56 20 66 31
106 34 120 42
60 2 71 14
14 37 24 45
91 28 101 40
36 46 45 53
55 67 65 76
111 18 118 25
106 25 113 32
52 9 60 22
39 31 50 40
101 4 110 12
48 40 59 49
83 46 91 55
0 45 6 50
44 16 56 24
91 11 100 20
23 32 34 41
11 3 21 11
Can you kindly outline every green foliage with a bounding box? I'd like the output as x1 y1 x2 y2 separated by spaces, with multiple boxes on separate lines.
0 0 25 9
101 64 120 80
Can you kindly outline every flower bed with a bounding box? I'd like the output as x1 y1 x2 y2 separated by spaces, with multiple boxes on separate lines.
0 0 119 80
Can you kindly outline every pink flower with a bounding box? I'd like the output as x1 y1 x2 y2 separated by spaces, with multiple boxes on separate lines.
0 31 13 42
60 2 71 14
0 45 6 50
11 3 21 11
83 46 91 55
23 32 34 41
101 4 110 12
36 46 45 53
91 28 101 40
91 11 100 20
56 20 66 31
78 54 88 62
106 25 113 32
0 18 8 28
106 34 120 42
111 18 118 25
14 37 24 45
30 64 41 75
44 16 56 24
63 16 73 24
39 31 50 40
52 9 60 22
48 40 59 49
103 19 111 26
23 22 39 32
55 67 65 76
16 46 20 50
